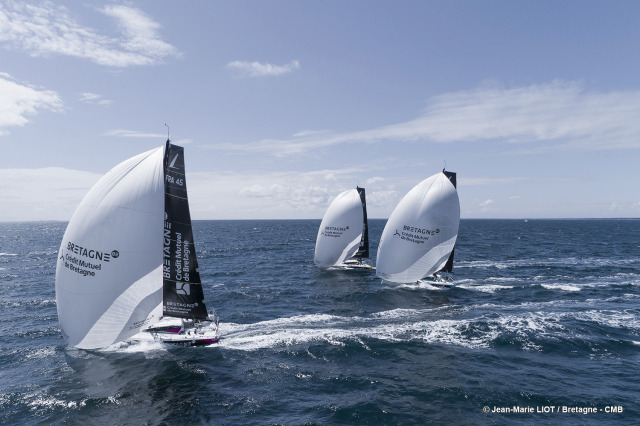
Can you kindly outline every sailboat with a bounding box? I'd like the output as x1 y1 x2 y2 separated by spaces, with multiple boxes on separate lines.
376 170 459 286
55 139 219 349
314 187 373 270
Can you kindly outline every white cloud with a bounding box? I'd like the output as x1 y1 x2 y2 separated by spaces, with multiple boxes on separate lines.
0 2 179 67
324 173 337 181
479 199 494 208
292 130 330 138
104 129 166 138
461 177 528 187
0 166 372 221
606 201 640 217
368 190 399 209
100 5 177 62
227 60 300 78
366 177 386 185
0 167 100 221
104 129 191 146
79 92 101 102
79 92 112 106
204 81 640 156
187 167 395 219
0 74 62 135
239 184 270 198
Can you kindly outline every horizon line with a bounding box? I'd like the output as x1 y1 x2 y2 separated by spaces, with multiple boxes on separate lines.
2 217 639 224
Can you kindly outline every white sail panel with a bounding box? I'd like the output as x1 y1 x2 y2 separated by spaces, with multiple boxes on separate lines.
55 147 165 349
376 172 460 283
77 266 163 349
314 189 364 269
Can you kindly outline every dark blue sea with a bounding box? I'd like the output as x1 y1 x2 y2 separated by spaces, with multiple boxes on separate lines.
1 219 639 425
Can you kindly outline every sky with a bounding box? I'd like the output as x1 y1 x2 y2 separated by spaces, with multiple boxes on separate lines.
1 0 640 221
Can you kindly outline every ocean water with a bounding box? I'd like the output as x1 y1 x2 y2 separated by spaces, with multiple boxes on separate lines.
1 219 639 425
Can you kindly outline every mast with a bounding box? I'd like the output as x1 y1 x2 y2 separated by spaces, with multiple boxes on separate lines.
162 141 208 319
352 186 369 259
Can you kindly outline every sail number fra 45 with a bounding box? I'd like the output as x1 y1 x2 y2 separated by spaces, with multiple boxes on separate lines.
166 174 184 186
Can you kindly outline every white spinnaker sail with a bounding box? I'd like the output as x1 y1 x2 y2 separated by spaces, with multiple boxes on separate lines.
314 189 364 269
376 172 460 283
55 147 165 349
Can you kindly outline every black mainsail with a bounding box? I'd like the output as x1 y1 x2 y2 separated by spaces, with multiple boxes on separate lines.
162 141 208 320
352 186 370 260
438 170 457 274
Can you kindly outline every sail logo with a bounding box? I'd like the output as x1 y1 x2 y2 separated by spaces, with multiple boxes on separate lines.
325 226 349 231
66 241 114 262
402 225 440 235
393 225 441 245
321 225 348 238
176 282 191 296
62 241 118 278
169 153 179 168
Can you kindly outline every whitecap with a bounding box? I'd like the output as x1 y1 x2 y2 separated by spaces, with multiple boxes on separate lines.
27 394 86 410
541 284 581 292
25 347 56 360
395 281 448 291
215 310 494 351
457 283 514 293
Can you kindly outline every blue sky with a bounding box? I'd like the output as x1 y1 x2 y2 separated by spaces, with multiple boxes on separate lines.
1 0 639 221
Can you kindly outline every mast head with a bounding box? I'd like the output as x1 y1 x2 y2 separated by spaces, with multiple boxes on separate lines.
163 124 172 167
165 123 171 143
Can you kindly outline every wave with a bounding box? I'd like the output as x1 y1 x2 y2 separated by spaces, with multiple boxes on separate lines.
541 283 581 292
216 315 494 351
457 256 640 270
27 395 85 411
0 299 56 309
206 304 640 354
456 273 639 292
104 336 168 355
457 283 514 293
393 282 450 291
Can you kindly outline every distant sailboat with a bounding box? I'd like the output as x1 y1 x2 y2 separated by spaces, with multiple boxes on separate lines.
376 171 459 286
314 187 373 270
55 140 219 349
